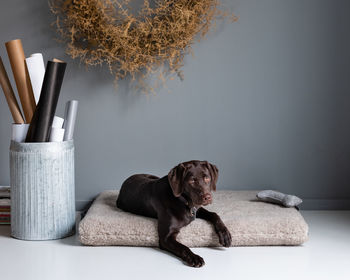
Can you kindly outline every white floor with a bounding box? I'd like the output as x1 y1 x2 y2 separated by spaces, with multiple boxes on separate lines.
1 211 350 280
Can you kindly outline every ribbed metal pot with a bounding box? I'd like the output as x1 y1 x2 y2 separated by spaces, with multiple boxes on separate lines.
10 140 75 240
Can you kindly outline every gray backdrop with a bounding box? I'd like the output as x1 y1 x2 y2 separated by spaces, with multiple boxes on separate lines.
0 0 349 209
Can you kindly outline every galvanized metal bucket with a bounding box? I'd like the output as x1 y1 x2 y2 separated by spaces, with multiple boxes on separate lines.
10 140 76 240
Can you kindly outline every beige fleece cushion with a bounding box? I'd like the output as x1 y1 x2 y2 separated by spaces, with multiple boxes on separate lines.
79 190 308 247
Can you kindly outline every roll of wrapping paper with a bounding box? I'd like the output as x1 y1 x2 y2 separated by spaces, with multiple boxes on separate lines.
12 123 29 142
5 39 36 123
26 53 45 104
49 127 65 142
0 56 24 123
48 116 64 142
63 100 78 141
25 60 66 142
52 116 64 128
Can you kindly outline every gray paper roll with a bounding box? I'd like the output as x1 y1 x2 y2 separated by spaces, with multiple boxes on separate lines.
63 100 78 141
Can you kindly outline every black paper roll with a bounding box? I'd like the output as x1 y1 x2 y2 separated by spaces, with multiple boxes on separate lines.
25 61 66 142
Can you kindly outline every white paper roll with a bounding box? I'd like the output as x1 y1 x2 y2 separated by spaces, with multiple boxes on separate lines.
26 53 45 104
30 53 42 58
52 116 64 128
11 123 29 142
63 100 78 141
49 127 65 142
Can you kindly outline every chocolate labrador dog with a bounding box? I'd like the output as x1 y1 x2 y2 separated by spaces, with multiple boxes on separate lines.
116 160 232 267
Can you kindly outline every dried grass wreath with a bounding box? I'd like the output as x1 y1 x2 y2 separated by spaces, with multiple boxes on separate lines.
50 0 236 92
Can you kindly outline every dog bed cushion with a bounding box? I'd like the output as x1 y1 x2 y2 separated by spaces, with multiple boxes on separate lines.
79 190 308 247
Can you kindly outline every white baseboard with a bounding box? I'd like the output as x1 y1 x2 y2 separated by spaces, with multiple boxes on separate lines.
300 199 350 210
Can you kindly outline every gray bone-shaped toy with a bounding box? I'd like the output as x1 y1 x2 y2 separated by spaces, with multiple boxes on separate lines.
256 190 302 207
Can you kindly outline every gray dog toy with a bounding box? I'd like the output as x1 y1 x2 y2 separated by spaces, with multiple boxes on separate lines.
256 190 303 208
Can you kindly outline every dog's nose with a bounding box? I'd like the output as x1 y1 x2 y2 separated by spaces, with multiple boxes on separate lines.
203 193 212 202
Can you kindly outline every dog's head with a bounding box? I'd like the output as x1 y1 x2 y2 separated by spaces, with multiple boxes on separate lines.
168 160 218 206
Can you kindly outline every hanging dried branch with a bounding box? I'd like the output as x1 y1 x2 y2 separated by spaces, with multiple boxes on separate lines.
50 0 236 91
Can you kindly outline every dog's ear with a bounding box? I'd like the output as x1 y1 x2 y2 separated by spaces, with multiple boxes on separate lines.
206 162 219 191
168 163 186 197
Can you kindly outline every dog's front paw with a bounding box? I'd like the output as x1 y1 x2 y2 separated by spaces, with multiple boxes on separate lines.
183 252 205 267
216 225 232 247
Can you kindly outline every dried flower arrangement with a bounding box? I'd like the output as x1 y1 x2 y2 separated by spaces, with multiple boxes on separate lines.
50 0 236 91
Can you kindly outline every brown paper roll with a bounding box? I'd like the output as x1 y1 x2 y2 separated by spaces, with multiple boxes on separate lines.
5 39 36 123
52 58 65 63
0 56 24 124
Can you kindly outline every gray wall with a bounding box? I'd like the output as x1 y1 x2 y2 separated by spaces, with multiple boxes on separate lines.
0 0 349 209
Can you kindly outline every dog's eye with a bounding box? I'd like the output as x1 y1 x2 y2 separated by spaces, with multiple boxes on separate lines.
204 176 211 183
189 179 195 184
